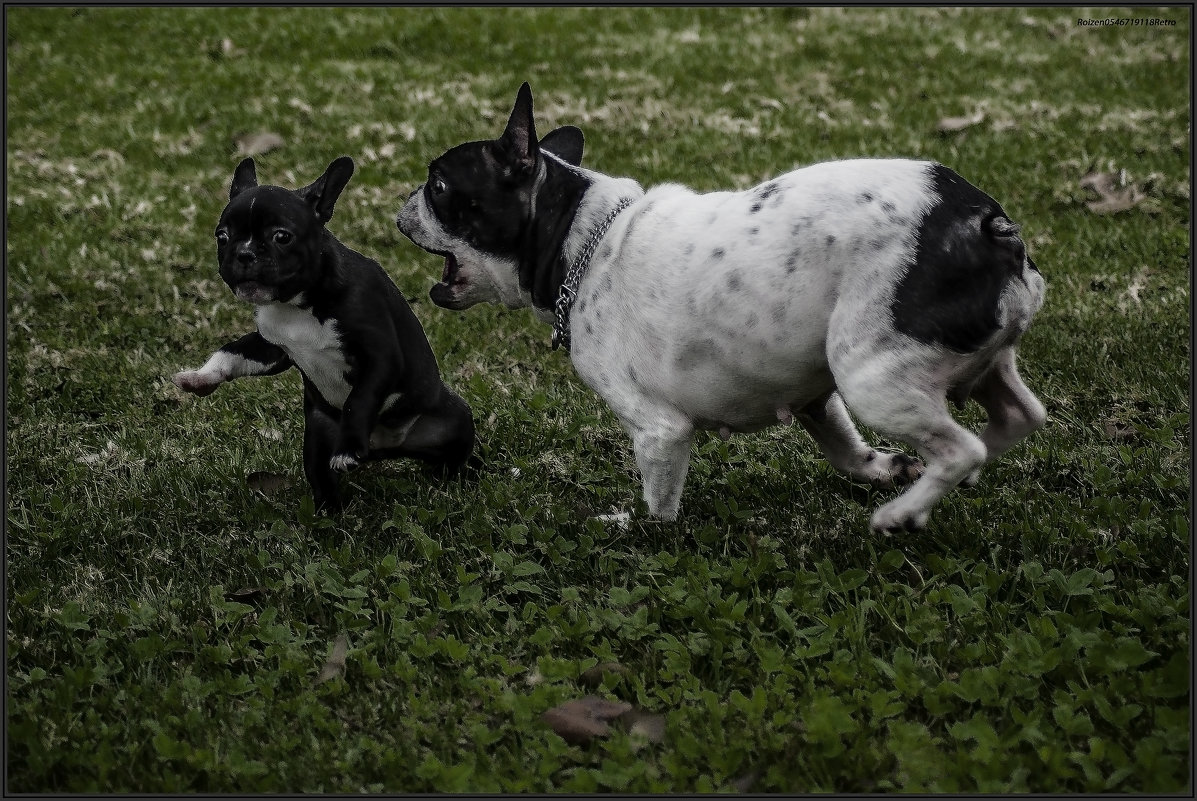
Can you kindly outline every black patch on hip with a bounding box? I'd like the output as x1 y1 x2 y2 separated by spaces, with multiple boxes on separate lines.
892 164 1027 354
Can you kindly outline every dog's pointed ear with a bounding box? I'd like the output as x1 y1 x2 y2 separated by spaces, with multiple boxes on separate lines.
540 125 584 166
497 81 538 175
230 157 258 200
298 156 354 224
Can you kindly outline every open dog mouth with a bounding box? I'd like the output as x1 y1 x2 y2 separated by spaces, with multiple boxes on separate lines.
429 251 469 309
437 252 467 290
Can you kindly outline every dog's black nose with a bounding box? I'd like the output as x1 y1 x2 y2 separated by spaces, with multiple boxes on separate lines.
235 248 255 265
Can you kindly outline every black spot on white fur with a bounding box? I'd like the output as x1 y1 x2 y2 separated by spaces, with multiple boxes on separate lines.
727 272 742 291
712 248 725 260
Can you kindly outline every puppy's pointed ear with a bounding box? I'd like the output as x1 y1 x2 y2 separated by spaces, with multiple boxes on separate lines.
540 125 584 166
496 82 538 175
230 157 258 200
298 156 354 224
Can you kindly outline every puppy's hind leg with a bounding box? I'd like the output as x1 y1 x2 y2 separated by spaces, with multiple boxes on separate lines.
960 346 1046 487
796 391 924 488
369 388 476 472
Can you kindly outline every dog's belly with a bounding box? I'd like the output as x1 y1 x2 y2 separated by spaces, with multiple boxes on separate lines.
572 159 935 433
656 350 835 432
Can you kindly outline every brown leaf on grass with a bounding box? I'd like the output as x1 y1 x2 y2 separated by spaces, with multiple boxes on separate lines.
224 586 268 602
1080 171 1145 214
236 131 285 157
936 110 985 133
316 634 348 684
246 471 290 495
1103 420 1137 442
541 696 633 745
578 661 631 688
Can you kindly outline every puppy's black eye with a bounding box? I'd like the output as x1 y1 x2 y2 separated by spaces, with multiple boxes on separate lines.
215 230 229 246
272 230 293 245
430 178 447 196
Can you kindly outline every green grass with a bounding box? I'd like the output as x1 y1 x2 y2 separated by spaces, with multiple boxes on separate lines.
6 5 1190 793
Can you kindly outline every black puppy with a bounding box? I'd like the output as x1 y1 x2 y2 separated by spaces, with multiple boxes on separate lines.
174 156 475 511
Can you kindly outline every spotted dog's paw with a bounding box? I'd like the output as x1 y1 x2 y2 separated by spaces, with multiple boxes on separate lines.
328 453 360 472
870 503 930 535
867 451 925 489
172 370 223 397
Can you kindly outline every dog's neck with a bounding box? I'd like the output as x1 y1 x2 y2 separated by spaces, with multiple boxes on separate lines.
522 155 643 328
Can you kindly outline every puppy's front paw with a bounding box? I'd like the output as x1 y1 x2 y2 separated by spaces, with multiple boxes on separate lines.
173 370 223 397
329 453 360 472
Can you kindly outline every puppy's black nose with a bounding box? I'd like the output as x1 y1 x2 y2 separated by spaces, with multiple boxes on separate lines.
235 248 255 265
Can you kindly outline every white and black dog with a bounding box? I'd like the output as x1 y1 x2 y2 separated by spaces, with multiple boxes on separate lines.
396 83 1046 533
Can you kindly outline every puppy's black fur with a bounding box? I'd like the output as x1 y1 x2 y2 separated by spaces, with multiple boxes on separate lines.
174 157 474 511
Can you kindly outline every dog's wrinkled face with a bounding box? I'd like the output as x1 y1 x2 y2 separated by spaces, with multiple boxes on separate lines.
216 157 353 304
397 82 586 311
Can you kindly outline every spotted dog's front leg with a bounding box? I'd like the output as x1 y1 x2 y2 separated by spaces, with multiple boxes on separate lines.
173 331 291 396
614 405 694 521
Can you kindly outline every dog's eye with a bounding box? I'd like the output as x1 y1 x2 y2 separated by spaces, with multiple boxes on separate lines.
272 230 293 245
215 230 229 246
430 178 447 196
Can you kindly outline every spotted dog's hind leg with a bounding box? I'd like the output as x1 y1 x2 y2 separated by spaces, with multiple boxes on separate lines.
796 391 923 488
833 347 987 533
959 346 1046 487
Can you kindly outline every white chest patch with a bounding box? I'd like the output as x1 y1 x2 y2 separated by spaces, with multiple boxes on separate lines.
255 302 353 408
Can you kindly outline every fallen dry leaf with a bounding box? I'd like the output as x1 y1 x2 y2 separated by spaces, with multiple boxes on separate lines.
541 696 632 745
236 131 285 157
315 634 348 684
1080 171 1145 214
1103 420 1137 442
936 110 985 133
224 586 268 602
246 471 290 495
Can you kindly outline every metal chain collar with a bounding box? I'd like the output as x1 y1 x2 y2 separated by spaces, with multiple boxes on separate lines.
552 198 635 352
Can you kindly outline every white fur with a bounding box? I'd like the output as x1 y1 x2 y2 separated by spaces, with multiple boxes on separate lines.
254 302 399 412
